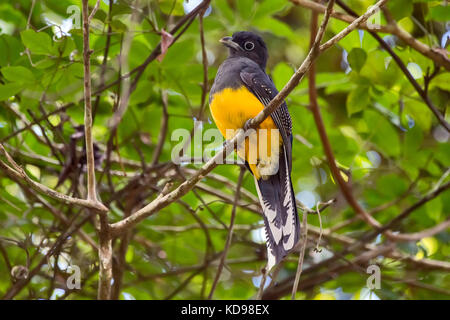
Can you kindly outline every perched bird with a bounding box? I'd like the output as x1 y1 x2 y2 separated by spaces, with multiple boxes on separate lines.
209 31 300 270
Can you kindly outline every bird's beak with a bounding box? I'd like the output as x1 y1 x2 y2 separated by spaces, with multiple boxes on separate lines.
219 36 242 51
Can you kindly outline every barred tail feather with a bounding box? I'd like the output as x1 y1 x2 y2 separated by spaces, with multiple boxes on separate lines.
254 147 300 271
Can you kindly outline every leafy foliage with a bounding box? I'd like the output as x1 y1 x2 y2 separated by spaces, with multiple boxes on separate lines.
0 0 449 300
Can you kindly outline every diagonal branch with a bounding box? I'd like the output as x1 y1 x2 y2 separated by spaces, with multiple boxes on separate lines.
290 0 450 71
0 144 107 212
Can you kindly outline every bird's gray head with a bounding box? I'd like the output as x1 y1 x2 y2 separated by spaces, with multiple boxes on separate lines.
220 31 268 69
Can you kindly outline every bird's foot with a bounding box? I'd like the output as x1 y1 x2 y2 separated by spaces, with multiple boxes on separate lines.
243 119 253 131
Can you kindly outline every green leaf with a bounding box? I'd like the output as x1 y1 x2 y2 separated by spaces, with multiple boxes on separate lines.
0 35 23 67
236 0 255 20
271 62 294 89
253 17 296 40
364 110 401 157
360 51 400 88
1 66 35 83
254 0 289 19
20 29 53 55
388 0 413 20
346 86 370 116
376 174 408 198
425 197 442 223
159 0 184 16
430 73 450 91
0 83 23 100
426 4 450 22
404 99 432 131
215 0 234 23
348 48 367 73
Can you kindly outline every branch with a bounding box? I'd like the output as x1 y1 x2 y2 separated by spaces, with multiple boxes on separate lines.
82 0 104 206
208 167 245 299
88 0 101 22
290 0 450 71
372 181 450 241
2 213 92 300
82 0 110 300
0 144 107 212
151 90 169 165
308 2 389 228
198 10 210 120
291 6 322 300
291 210 309 299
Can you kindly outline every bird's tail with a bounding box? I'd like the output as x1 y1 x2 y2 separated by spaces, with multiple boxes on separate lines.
254 147 300 271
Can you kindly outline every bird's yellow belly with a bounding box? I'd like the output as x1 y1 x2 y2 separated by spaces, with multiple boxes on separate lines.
209 86 282 179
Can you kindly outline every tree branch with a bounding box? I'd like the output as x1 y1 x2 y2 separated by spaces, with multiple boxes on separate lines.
208 167 245 299
0 144 107 212
290 0 450 71
82 0 104 206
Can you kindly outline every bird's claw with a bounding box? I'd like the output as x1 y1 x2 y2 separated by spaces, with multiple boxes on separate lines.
243 119 253 131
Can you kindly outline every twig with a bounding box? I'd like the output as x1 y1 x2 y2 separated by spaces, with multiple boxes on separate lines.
198 11 209 120
88 0 101 22
1 103 74 143
291 210 309 299
291 8 321 299
208 167 245 299
151 90 169 165
108 1 139 130
0 144 107 212
2 212 92 299
82 0 104 206
290 0 450 71
256 268 268 300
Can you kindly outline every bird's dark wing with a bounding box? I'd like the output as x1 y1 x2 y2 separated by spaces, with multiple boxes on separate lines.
240 67 293 170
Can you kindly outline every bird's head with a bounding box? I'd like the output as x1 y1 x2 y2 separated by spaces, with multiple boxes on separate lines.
220 31 268 69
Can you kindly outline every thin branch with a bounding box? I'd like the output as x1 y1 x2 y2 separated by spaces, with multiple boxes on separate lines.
82 0 104 205
373 181 450 241
208 167 245 299
88 0 101 22
290 0 450 71
0 144 107 212
291 210 309 299
151 90 169 165
82 0 110 301
198 10 209 120
292 9 320 299
2 212 92 300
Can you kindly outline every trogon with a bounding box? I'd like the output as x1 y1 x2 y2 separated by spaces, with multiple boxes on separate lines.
209 31 300 270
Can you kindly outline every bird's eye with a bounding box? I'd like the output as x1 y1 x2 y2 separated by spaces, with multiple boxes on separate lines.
244 41 255 51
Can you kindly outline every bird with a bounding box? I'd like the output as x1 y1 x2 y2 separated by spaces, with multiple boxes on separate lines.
209 31 300 271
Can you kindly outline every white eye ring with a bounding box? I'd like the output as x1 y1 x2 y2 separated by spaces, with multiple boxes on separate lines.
244 41 255 51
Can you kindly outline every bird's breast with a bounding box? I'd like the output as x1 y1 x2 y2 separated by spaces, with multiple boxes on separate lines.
209 86 276 134
209 86 282 179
